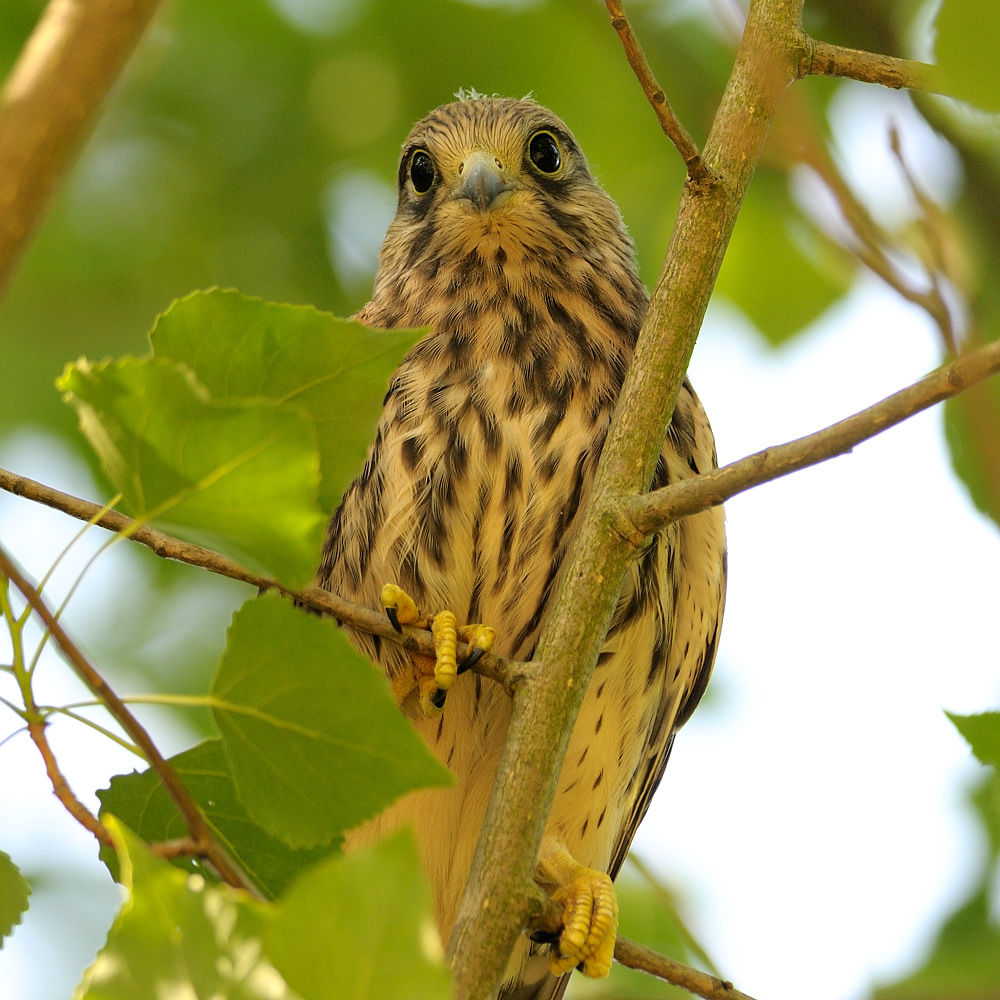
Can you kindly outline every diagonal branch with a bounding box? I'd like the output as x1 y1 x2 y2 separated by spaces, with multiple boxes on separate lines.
0 467 520 693
615 937 758 1000
446 1 805 997
0 544 258 895
615 336 1000 540
0 0 165 298
603 0 707 179
27 719 115 848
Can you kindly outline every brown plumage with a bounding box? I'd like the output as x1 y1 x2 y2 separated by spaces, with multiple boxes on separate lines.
319 95 726 999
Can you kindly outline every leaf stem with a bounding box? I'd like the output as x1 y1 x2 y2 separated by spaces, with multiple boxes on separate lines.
0 544 259 896
602 0 707 179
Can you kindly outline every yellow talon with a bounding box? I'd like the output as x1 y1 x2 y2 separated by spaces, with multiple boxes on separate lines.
431 611 458 692
537 849 618 979
381 583 422 630
379 583 494 718
459 623 495 658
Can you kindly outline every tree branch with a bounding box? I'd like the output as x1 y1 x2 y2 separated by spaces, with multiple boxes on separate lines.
532 893 757 1000
27 719 115 848
616 336 1000 540
797 34 936 92
446 2 805 997
603 0 707 179
0 0 164 297
615 938 759 1000
0 545 258 895
0 467 521 693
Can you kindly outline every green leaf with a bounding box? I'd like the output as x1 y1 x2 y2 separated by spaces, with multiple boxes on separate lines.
947 710 1000 770
943 377 1000 531
0 849 31 946
58 356 326 588
75 818 293 1000
874 770 1000 998
970 770 1000 865
212 593 451 849
97 739 339 899
873 888 1000 999
715 169 852 346
149 289 423 513
265 830 450 1000
935 0 1000 113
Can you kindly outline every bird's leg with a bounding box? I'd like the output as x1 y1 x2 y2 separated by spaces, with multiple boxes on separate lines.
536 846 618 979
381 584 494 717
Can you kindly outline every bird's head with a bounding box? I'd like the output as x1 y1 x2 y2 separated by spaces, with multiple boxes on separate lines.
376 95 633 276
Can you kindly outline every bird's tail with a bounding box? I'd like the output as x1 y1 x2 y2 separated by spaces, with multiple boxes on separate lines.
499 953 570 1000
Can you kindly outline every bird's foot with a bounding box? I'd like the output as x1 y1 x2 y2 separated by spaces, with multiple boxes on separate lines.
537 849 617 978
380 584 494 717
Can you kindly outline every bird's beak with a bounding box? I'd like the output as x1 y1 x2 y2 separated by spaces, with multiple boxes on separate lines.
452 151 513 211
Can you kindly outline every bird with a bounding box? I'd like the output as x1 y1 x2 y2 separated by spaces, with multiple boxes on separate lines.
318 93 727 1000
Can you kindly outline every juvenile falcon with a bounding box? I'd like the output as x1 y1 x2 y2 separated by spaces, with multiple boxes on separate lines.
319 94 727 999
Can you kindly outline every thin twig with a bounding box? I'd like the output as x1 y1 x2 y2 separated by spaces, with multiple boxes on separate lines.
0 468 521 693
797 35 936 93
887 125 960 355
616 335 1000 540
627 853 720 976
0 545 258 895
615 937 759 1000
27 719 114 848
603 0 707 180
764 87 956 349
532 895 755 1000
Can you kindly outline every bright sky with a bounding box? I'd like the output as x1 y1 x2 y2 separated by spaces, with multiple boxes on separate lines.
1 79 998 1000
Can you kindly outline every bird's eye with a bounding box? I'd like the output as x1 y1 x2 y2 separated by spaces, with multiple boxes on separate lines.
409 149 436 194
528 131 561 174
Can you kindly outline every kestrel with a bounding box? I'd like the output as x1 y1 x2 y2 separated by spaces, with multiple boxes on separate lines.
319 94 726 999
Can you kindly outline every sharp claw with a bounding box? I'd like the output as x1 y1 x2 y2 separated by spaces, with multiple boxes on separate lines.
458 646 485 674
430 686 447 710
386 605 402 633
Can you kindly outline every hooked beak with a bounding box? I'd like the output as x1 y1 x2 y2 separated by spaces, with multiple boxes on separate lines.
452 151 514 211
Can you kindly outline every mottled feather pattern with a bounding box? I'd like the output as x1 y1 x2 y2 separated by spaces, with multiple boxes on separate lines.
318 96 726 999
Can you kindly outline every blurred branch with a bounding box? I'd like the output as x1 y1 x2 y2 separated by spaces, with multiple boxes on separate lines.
0 467 520 693
0 544 258 895
603 0 707 180
615 938 758 1000
27 719 114 848
765 88 957 352
617 335 1000 538
797 35 935 92
0 0 163 298
627 853 721 976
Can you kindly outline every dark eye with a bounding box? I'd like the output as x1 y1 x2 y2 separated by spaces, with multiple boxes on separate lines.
528 131 561 174
409 149 435 193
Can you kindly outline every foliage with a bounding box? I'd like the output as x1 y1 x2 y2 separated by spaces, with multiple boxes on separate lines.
77 820 449 1000
211 592 450 850
1 0 1000 998
0 850 30 946
97 738 339 900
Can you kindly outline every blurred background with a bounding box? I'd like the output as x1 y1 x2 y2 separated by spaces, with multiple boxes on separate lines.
1 0 998 997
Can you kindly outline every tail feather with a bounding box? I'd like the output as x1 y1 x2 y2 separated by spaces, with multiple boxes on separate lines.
499 952 570 1000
